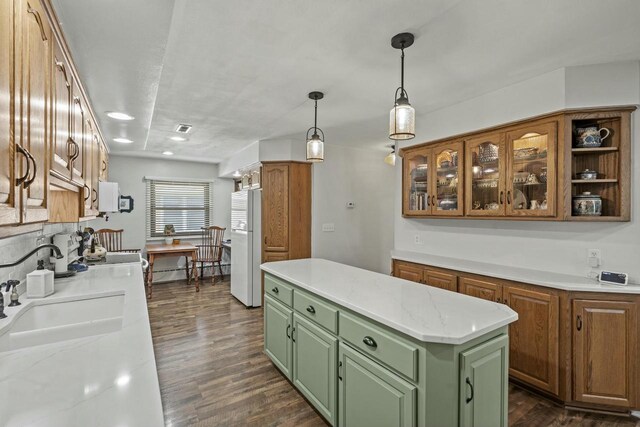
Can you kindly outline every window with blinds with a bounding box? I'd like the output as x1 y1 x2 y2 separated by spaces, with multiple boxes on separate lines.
146 179 212 238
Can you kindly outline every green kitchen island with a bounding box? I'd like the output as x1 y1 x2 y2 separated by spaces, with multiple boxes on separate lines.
261 258 518 427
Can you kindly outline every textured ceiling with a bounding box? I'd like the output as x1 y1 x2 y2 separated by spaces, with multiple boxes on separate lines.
53 0 640 163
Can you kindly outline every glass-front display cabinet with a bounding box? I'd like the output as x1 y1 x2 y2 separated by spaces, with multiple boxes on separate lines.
432 141 464 216
464 133 506 216
403 148 431 215
505 122 556 217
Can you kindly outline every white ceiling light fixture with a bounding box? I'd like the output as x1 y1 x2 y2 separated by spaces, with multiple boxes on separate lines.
106 111 135 121
170 136 187 142
306 91 325 162
232 170 241 178
162 151 174 156
175 124 192 133
384 145 396 166
389 33 416 140
113 137 133 144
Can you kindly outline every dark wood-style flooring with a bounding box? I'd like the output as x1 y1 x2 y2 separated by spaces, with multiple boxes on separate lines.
148 279 640 427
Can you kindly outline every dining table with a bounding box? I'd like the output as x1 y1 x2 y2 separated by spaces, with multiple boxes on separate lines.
145 242 199 298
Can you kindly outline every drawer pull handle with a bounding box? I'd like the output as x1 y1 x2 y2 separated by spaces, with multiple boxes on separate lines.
362 336 377 349
286 324 291 339
306 305 316 314
292 327 296 342
338 361 343 381
465 377 474 403
272 287 279 294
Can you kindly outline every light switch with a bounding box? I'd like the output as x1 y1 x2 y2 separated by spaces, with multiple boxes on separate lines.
322 223 335 232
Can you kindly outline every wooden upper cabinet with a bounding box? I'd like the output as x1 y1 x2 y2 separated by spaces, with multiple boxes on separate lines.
70 84 85 185
459 277 502 303
51 39 73 180
464 132 506 217
423 268 457 292
403 147 431 215
262 163 290 252
0 0 20 226
431 141 463 216
18 0 51 224
394 261 423 283
505 122 557 217
573 299 637 408
503 285 559 396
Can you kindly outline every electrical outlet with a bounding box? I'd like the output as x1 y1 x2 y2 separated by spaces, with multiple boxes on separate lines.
587 249 601 268
414 234 423 245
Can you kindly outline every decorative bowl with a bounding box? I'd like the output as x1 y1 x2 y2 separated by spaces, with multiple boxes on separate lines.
572 192 602 216
578 169 598 180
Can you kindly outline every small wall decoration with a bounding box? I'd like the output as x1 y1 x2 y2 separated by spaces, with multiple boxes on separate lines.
119 195 134 213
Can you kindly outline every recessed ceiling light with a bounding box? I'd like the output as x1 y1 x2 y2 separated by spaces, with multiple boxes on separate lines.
175 124 192 133
170 136 186 142
162 151 174 156
113 137 133 144
106 111 135 121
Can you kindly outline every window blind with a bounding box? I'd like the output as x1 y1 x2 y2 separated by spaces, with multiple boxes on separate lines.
146 179 212 238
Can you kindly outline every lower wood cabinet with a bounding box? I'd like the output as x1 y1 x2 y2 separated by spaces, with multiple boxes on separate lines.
395 261 423 283
292 314 337 425
264 295 293 380
459 277 502 303
424 268 457 292
339 342 416 427
573 299 638 408
504 285 559 395
459 335 509 427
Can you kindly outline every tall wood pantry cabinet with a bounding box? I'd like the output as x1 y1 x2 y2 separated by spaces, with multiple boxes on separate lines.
261 161 312 295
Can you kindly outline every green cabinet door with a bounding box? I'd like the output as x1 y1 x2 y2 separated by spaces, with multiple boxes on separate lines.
459 335 509 427
264 295 293 380
292 314 338 425
339 342 416 427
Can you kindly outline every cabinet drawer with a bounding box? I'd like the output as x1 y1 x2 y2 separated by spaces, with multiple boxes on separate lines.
294 290 338 334
339 312 419 382
264 274 293 307
424 269 457 292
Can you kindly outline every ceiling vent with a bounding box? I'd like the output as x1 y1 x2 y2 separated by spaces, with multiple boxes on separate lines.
175 124 192 133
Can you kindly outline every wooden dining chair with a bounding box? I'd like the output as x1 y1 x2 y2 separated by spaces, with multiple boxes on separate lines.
94 229 140 253
196 226 225 285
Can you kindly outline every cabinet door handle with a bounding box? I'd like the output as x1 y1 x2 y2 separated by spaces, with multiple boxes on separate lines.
271 287 279 294
27 7 48 42
92 188 98 203
286 324 291 339
506 190 512 204
306 305 316 314
426 195 430 206
69 139 80 162
15 145 31 187
362 336 377 349
576 315 582 331
495 297 501 303
101 160 107 173
338 361 343 381
432 195 436 207
23 147 37 189
264 236 267 245
499 191 504 205
84 184 90 201
465 377 474 403
291 327 296 342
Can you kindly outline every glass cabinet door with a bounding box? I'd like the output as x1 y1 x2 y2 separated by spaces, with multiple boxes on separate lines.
505 122 556 217
432 141 463 216
403 148 431 215
464 133 506 216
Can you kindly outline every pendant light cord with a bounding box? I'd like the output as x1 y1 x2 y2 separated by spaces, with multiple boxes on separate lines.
313 98 318 135
400 45 405 94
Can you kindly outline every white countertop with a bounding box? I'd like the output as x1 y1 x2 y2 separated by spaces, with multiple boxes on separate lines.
261 258 517 345
392 249 640 294
0 263 164 427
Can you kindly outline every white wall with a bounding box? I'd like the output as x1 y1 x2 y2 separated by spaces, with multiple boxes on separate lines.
90 155 234 282
395 61 640 282
312 144 395 274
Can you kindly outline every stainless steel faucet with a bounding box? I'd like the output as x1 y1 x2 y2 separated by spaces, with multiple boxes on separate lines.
0 244 64 269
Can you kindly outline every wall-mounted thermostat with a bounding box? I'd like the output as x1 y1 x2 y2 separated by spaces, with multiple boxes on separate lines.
598 270 628 286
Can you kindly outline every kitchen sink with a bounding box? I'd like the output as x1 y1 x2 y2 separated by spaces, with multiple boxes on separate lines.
0 292 125 353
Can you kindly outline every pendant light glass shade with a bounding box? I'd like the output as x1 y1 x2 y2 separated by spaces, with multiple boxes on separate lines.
384 151 396 166
306 133 324 162
306 91 325 162
389 33 416 141
389 94 415 140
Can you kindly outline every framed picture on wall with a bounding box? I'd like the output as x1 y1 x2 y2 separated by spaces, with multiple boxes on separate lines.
119 195 134 213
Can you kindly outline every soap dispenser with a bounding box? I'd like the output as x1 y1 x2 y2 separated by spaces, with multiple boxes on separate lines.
8 280 21 307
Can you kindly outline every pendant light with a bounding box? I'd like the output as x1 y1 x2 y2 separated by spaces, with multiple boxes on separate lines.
384 145 396 166
306 91 325 162
389 33 415 140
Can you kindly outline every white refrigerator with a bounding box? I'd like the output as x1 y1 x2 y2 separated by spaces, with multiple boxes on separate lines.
230 189 262 307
